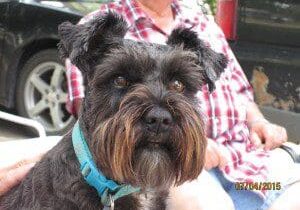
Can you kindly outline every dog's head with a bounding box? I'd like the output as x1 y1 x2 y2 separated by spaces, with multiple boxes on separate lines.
58 13 227 191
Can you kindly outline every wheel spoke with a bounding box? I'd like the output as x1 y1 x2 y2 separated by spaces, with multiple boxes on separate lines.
51 65 64 88
58 92 68 103
28 99 48 116
30 74 50 94
50 103 64 129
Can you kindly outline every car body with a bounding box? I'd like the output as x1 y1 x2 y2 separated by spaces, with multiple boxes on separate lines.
0 0 104 135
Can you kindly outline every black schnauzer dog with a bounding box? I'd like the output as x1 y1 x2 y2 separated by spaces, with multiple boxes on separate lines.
0 13 227 210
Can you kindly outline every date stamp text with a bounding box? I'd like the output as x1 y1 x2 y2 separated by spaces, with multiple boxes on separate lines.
235 182 281 191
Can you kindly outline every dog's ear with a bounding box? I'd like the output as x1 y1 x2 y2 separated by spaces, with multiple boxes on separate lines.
58 12 128 73
167 27 228 92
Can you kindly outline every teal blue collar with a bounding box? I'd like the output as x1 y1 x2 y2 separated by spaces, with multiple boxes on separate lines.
72 122 140 206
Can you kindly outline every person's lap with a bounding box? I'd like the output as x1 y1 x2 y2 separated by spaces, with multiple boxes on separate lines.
211 148 300 210
208 168 264 210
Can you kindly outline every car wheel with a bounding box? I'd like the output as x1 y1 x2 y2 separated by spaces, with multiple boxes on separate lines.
16 49 75 135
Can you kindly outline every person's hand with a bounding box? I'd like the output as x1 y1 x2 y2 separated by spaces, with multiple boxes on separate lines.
249 119 287 151
204 139 229 170
0 155 42 196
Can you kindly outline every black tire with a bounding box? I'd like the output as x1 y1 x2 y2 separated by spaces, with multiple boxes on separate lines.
16 49 75 136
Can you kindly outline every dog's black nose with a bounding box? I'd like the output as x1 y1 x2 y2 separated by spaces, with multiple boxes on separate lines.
144 107 173 134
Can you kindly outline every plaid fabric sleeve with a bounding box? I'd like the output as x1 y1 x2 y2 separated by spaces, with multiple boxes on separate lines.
65 59 85 114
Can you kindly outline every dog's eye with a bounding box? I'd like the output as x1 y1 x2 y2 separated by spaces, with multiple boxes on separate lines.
114 76 130 88
169 80 185 93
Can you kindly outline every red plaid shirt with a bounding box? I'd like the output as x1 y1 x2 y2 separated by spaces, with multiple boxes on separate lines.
66 0 270 197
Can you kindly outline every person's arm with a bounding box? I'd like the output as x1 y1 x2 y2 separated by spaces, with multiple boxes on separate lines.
0 136 60 196
0 155 42 196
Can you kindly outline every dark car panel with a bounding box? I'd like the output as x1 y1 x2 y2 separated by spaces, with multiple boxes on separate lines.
0 2 9 103
237 0 300 47
231 0 300 142
1 1 40 107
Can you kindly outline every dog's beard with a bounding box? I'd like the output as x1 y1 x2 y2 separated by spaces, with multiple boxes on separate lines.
92 85 206 190
133 145 175 191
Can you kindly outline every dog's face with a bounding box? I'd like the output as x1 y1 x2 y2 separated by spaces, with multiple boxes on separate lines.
58 13 227 191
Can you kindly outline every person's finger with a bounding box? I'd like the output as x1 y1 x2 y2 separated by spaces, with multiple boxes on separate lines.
204 143 219 170
204 160 212 170
264 135 275 150
264 125 280 150
204 151 218 170
279 126 288 143
0 153 43 174
265 125 287 150
273 126 287 147
250 131 262 148
0 163 35 196
205 150 219 169
218 149 229 169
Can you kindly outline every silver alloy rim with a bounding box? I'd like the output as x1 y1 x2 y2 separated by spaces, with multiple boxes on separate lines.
24 62 74 133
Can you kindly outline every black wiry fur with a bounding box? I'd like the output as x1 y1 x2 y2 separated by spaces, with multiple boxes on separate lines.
58 12 128 74
167 27 228 91
0 12 227 210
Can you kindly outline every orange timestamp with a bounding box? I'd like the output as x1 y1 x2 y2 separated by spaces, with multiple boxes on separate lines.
235 181 281 191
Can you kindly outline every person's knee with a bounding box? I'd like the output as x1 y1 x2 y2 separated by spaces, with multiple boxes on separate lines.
167 171 234 210
268 182 300 210
204 190 234 210
268 203 300 210
268 197 300 210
